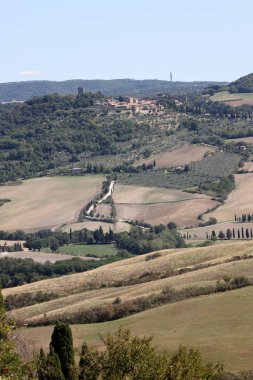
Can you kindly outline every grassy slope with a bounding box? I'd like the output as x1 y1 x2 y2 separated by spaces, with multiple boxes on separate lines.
19 286 253 373
210 90 253 102
5 241 253 324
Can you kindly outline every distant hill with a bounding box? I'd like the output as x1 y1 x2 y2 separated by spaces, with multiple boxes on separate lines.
0 79 225 101
225 72 253 93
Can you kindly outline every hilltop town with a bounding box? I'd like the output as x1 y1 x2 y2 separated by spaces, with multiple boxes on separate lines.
98 95 165 114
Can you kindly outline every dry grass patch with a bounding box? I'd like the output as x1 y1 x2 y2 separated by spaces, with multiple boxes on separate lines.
0 176 103 231
134 145 216 169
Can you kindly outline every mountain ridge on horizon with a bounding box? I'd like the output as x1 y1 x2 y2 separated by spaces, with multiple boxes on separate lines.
0 78 226 101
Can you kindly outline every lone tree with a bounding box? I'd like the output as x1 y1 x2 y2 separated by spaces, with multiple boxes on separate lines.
50 322 77 380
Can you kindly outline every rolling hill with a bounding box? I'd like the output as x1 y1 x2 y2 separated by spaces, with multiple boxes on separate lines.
225 72 253 93
4 240 253 326
8 239 253 373
18 286 253 373
210 72 253 106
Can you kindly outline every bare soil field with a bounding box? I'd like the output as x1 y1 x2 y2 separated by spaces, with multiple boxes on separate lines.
205 173 253 222
0 251 96 263
134 144 216 169
113 184 218 227
19 286 253 373
180 221 253 240
0 176 103 231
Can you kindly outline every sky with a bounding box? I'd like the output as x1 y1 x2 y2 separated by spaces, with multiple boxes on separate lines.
1 0 253 83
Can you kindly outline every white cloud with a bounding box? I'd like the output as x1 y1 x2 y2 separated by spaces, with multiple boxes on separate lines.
19 70 46 78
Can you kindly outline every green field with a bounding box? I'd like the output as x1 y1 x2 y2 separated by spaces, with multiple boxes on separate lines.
59 244 117 257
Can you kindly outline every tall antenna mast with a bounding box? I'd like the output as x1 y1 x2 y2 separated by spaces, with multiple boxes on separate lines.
170 72 173 82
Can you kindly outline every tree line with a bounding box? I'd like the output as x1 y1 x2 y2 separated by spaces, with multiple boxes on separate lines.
0 256 117 289
208 227 253 240
234 213 253 223
0 222 185 256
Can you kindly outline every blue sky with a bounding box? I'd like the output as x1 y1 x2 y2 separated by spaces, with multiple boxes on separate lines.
1 0 253 83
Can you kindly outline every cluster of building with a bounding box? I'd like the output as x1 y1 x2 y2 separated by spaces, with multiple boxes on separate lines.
98 96 165 115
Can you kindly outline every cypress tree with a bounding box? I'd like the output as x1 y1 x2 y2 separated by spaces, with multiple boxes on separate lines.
37 347 65 380
238 229 240 239
226 229 232 240
246 228 250 239
50 322 77 380
232 228 235 239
